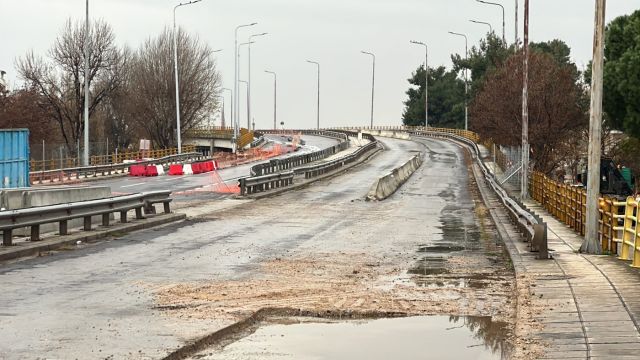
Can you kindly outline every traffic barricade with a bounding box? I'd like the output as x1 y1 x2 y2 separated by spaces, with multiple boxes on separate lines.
144 165 158 177
168 164 184 176
156 165 165 176
183 164 193 175
129 165 145 177
192 163 202 174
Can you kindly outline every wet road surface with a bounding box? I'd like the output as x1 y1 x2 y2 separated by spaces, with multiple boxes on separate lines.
200 316 509 360
0 136 515 359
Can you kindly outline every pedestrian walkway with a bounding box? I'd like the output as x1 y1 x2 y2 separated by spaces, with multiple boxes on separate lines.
473 149 640 359
522 201 640 359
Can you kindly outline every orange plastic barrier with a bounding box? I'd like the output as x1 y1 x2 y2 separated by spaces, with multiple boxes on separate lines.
168 164 184 176
129 165 146 177
144 166 158 177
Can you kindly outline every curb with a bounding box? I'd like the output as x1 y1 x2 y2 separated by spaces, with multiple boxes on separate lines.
0 213 186 263
241 146 383 200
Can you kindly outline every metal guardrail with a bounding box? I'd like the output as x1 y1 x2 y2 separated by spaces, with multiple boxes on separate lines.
0 190 173 246
296 141 378 179
410 130 548 257
250 130 351 177
239 132 379 196
30 152 206 184
239 172 294 196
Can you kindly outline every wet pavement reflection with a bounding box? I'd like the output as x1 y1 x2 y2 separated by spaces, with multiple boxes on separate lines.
196 315 512 360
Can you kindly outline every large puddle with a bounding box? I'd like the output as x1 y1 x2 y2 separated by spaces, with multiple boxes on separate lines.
197 316 511 359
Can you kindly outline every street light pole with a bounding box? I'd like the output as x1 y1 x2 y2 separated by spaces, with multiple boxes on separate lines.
470 19 493 34
234 22 257 152
306 61 320 130
83 0 90 165
247 33 267 130
173 0 203 155
265 70 277 130
410 41 428 128
223 88 233 129
583 0 607 254
448 31 468 130
361 51 375 129
521 0 530 201
476 0 505 44
239 80 249 133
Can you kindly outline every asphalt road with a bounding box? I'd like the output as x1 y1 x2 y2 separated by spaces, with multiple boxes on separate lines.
64 134 339 195
0 136 512 359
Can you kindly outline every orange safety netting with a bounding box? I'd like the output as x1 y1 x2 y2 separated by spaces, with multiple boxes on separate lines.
174 170 240 196
212 142 295 169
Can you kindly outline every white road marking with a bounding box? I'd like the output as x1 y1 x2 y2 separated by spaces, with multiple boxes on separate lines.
120 182 145 188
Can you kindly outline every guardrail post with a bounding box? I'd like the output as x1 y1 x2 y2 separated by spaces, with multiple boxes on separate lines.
120 211 128 223
84 216 92 231
102 213 110 227
59 220 68 236
30 225 40 241
3 230 12 246
135 208 144 220
163 202 171 214
534 223 549 259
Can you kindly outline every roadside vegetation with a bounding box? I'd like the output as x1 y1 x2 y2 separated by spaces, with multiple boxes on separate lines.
403 10 640 184
0 19 221 157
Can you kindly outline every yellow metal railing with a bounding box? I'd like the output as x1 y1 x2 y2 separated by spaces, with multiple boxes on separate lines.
30 145 195 171
531 171 640 265
237 129 255 149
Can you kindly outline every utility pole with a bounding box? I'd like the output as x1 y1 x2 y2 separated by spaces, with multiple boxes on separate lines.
521 0 529 200
515 0 519 46
83 0 90 166
582 0 607 254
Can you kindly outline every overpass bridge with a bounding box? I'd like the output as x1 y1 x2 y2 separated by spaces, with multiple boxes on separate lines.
1 127 640 360
183 127 255 154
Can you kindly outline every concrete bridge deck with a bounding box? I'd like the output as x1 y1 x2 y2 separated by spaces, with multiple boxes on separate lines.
1 133 639 359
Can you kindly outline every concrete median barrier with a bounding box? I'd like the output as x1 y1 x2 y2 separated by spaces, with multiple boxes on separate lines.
366 154 423 201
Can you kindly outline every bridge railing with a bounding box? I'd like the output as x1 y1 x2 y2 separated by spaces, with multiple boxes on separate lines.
0 190 174 246
531 170 640 265
249 130 352 177
29 152 206 185
30 145 197 172
239 131 379 196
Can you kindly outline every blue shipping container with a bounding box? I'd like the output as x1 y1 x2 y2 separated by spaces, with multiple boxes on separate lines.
0 129 30 189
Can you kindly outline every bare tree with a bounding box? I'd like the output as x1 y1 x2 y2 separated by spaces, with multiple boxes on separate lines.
471 51 588 174
124 27 221 148
17 19 127 154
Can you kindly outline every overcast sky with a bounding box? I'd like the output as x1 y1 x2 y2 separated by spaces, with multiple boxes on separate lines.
1 0 639 129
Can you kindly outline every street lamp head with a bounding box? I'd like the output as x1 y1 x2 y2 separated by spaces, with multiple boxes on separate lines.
213 49 223 53
410 40 426 46
177 0 203 8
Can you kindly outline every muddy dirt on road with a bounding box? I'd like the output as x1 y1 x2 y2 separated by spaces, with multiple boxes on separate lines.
153 138 534 359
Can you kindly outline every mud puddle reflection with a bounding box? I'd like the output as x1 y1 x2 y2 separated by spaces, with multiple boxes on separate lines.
195 315 511 359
